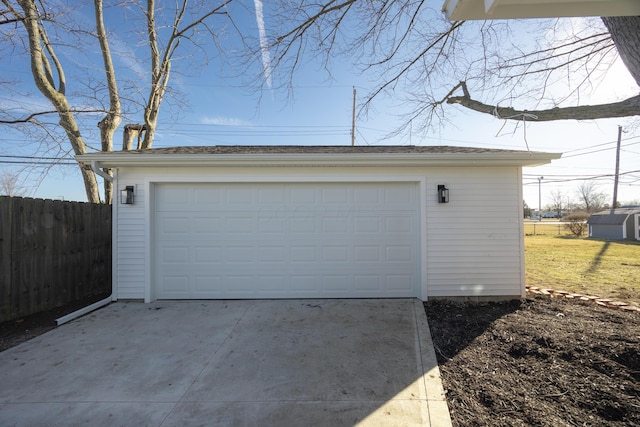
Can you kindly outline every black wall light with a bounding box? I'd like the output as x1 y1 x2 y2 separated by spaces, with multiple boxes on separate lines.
121 185 135 205
437 185 449 203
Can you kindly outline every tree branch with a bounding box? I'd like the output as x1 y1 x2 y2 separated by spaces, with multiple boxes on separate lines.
446 82 640 121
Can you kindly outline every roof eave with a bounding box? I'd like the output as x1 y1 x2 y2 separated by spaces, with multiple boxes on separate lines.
76 152 561 168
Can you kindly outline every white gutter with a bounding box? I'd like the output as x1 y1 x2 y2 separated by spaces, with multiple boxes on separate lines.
55 295 112 326
91 160 113 182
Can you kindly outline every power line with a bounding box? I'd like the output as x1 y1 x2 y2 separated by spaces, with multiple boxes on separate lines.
523 169 640 185
0 154 74 160
561 140 640 159
561 134 639 154
0 160 76 166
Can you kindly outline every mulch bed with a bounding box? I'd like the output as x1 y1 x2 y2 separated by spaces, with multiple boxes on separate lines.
425 297 640 426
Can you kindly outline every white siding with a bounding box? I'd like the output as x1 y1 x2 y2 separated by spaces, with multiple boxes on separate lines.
114 175 147 299
425 167 523 297
111 165 525 300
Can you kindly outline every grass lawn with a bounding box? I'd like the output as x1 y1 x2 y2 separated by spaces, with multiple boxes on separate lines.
525 235 640 303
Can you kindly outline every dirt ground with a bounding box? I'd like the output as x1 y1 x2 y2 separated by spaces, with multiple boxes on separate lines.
2 295 638 426
0 293 109 352
425 297 640 427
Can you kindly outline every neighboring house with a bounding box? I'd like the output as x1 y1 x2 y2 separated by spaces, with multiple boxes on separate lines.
588 208 640 241
77 145 559 302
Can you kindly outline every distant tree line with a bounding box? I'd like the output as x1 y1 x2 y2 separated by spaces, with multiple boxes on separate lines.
525 181 638 219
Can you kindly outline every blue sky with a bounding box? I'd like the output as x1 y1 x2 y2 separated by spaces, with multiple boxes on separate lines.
1 2 639 210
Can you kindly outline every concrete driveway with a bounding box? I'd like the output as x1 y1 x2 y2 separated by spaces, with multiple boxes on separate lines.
0 299 451 426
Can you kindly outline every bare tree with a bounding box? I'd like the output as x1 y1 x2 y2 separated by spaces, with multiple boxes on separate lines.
266 3 639 133
0 0 241 202
137 0 234 149
549 189 569 218
575 181 607 213
0 170 27 196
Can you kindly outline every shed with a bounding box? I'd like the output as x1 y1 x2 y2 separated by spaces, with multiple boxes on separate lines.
77 145 560 302
587 208 640 241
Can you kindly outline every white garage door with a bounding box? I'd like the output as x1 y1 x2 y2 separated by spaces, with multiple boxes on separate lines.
154 182 420 299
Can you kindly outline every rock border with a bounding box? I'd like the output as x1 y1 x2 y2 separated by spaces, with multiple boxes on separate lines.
526 286 640 314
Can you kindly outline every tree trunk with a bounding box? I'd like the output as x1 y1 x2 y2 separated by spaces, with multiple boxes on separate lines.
17 0 101 203
94 0 121 205
123 124 146 150
602 16 640 88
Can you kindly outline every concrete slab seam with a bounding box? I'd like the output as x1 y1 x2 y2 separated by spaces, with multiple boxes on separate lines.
158 301 256 425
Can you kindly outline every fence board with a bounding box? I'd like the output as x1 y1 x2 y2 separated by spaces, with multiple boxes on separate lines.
0 196 111 322
0 197 12 321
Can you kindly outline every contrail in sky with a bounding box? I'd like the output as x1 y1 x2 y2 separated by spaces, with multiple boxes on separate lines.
253 0 272 91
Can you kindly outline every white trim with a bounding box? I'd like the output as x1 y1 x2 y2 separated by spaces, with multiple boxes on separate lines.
420 177 429 301
144 182 153 303
636 214 640 241
111 173 119 301
145 174 427 302
79 151 560 169
517 168 526 298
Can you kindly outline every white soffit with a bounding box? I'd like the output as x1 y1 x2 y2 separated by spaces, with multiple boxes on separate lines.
442 0 640 20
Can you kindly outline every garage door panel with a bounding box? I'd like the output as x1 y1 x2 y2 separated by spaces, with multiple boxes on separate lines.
354 217 381 232
161 276 189 293
194 187 222 204
321 187 349 203
386 187 413 203
258 217 287 233
354 275 381 291
385 216 413 232
154 182 420 299
353 187 379 203
321 246 349 262
386 245 414 262
387 275 415 291
226 246 254 262
354 246 381 262
258 187 286 203
258 246 286 262
193 217 223 234
227 187 253 204
322 275 350 291
194 246 220 262
290 246 317 262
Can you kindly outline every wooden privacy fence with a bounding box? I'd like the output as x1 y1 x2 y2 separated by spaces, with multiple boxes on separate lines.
0 197 112 323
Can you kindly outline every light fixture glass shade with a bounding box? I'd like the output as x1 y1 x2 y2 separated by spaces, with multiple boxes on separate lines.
121 186 134 204
437 185 449 203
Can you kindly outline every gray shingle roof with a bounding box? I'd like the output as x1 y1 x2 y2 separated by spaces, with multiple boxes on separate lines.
104 145 539 155
587 208 640 225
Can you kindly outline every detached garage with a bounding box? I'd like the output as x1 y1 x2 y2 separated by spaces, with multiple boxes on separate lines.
77 145 559 302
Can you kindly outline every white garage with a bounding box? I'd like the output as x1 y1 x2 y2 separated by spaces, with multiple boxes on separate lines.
77 145 560 302
154 182 420 299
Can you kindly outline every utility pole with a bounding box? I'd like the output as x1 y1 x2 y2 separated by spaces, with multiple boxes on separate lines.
537 176 544 221
351 87 356 146
612 125 622 211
